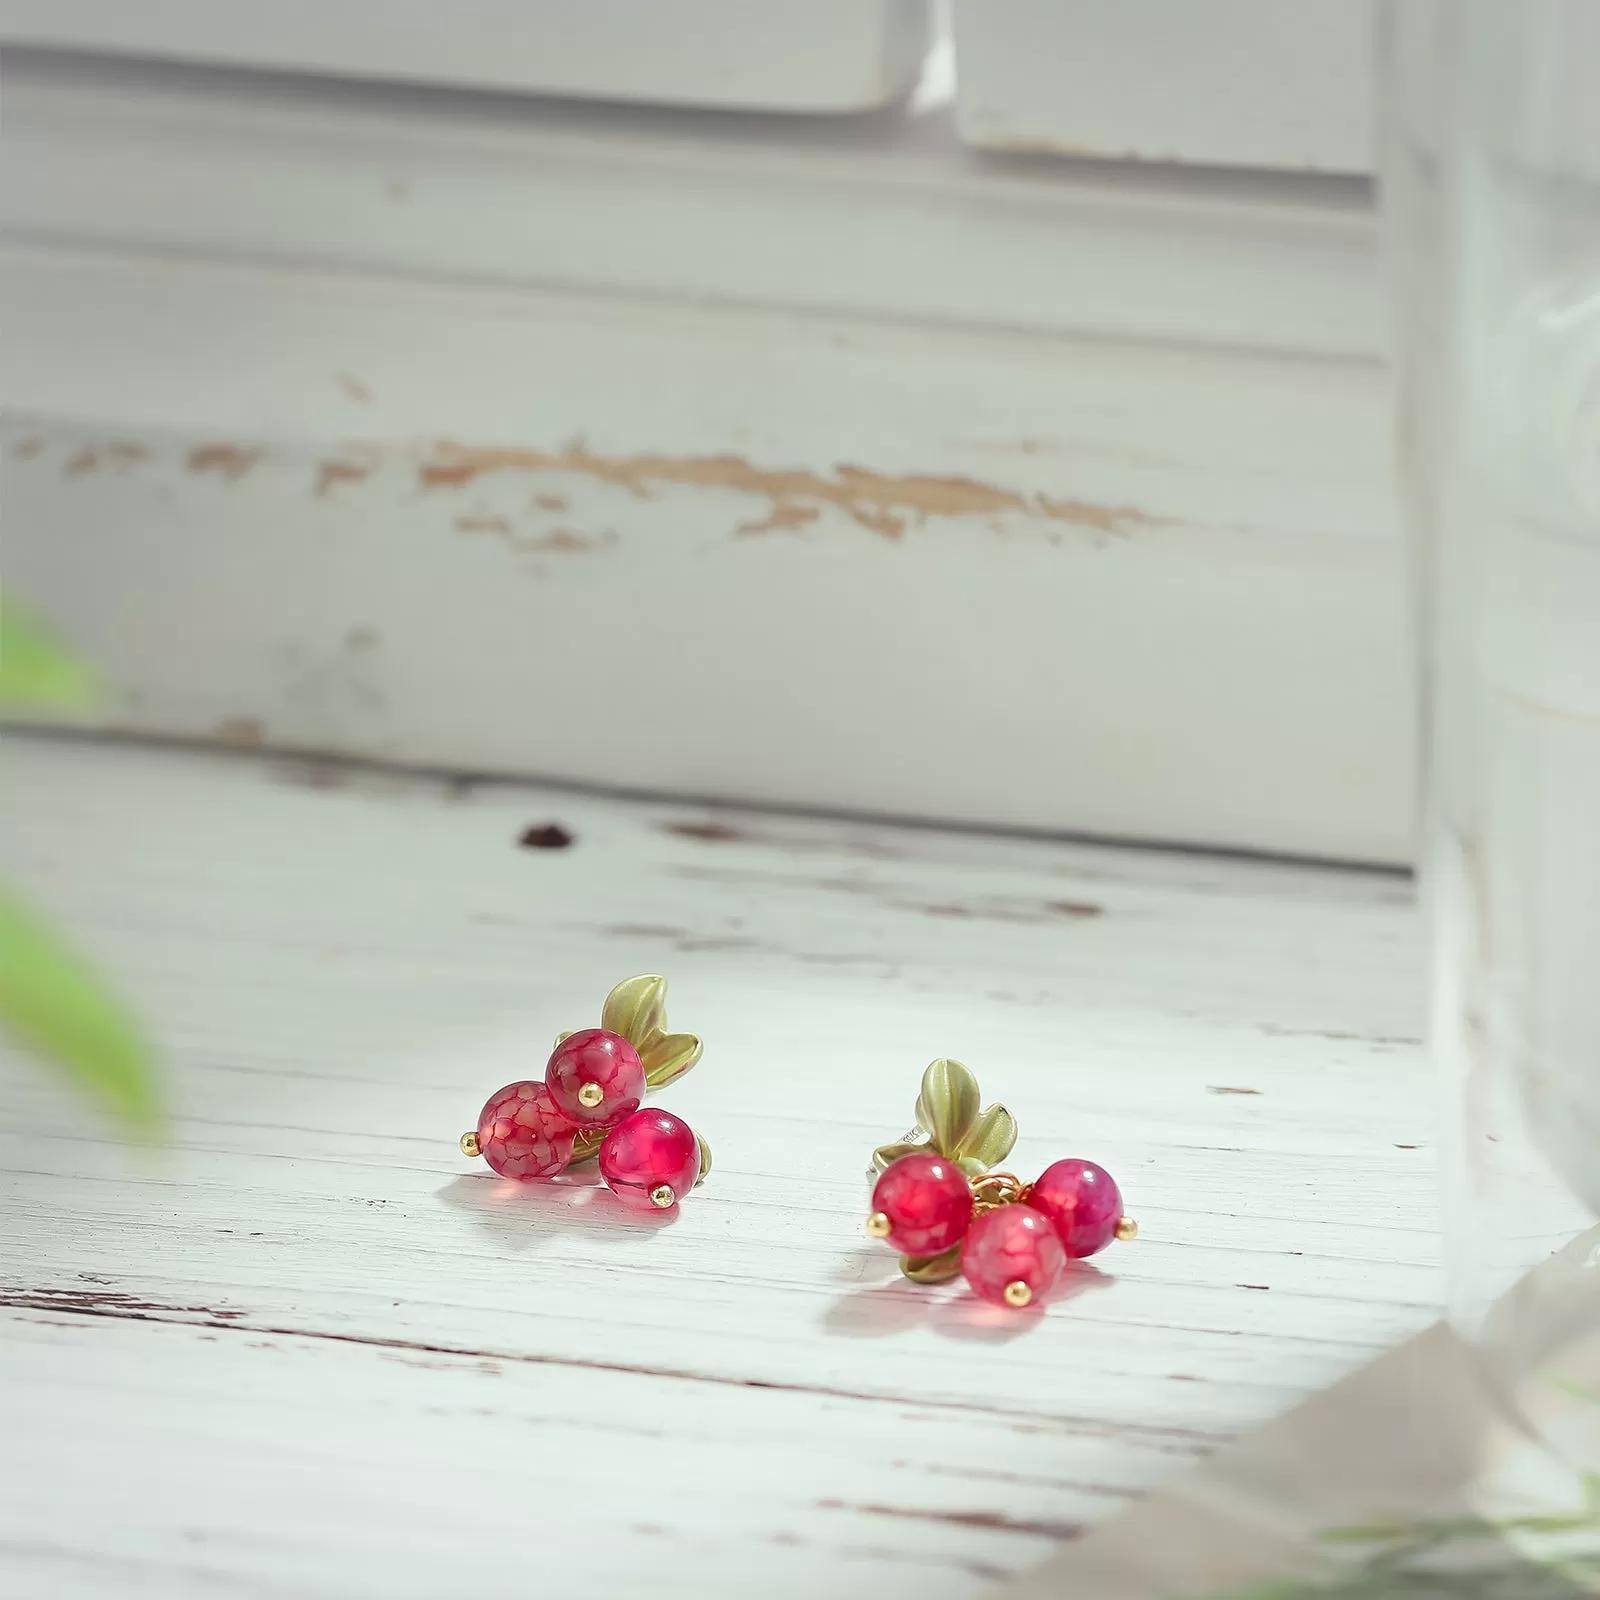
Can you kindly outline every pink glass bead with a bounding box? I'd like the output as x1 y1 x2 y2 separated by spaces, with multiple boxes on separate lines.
545 1027 646 1127
1028 1158 1124 1258
475 1080 577 1180
961 1204 1066 1307
870 1152 973 1256
599 1108 702 1210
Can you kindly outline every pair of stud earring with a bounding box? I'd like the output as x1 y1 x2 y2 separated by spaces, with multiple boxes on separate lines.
459 974 1136 1309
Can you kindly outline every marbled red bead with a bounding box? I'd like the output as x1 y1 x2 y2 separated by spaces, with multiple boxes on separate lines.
475 1080 577 1180
545 1027 646 1127
1028 1158 1124 1258
599 1108 702 1210
961 1203 1067 1306
870 1152 973 1256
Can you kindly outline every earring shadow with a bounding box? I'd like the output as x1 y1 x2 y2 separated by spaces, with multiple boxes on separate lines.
437 1167 680 1249
822 1257 1113 1343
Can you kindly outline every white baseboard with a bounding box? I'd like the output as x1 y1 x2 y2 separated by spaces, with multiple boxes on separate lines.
0 52 1412 863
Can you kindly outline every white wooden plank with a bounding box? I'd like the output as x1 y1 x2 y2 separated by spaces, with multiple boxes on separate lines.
0 237 1411 863
0 46 1380 359
0 736 1434 1596
953 1 1376 176
0 1 934 113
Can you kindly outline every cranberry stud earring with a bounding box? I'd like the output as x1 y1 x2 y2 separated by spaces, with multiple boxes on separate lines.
866 1059 1136 1308
461 975 709 1211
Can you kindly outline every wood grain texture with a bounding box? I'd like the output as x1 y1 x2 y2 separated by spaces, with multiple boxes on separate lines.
0 736 1437 1597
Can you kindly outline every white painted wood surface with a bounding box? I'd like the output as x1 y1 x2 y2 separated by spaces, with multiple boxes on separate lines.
0 50 1411 864
953 0 1376 175
0 0 934 113
0 736 1438 1596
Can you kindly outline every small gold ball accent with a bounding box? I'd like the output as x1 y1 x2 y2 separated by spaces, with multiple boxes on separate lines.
459 1131 480 1157
1115 1217 1139 1241
649 1184 676 1209
577 1082 606 1108
1003 1280 1033 1308
866 1211 892 1239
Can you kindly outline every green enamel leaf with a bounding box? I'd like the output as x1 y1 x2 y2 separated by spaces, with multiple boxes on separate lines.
957 1102 1018 1168
642 1031 701 1089
600 974 667 1050
0 602 98 709
872 1140 925 1173
0 885 159 1130
915 1058 980 1154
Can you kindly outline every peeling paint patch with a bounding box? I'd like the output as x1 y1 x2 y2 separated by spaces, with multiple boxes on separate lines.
737 504 821 537
214 716 265 747
519 823 574 850
419 441 1159 541
665 821 747 843
534 529 612 553
669 864 1104 927
921 897 1104 924
533 493 569 512
1 1286 246 1320
317 459 372 496
188 444 261 479
816 1496 1080 1541
455 513 514 538
60 441 149 476
455 514 614 554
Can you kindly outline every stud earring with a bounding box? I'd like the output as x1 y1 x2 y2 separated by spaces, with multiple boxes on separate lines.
461 974 709 1211
866 1059 1135 1307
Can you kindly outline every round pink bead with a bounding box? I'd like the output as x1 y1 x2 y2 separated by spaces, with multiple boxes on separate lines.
475 1080 577 1180
870 1152 973 1256
599 1108 702 1210
1028 1158 1124 1258
961 1204 1067 1306
545 1028 646 1127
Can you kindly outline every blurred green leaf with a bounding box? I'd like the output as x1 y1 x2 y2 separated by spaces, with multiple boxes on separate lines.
0 885 160 1130
0 600 98 708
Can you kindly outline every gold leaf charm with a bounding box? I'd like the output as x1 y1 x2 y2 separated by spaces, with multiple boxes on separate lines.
870 1140 926 1174
566 975 703 1168
960 1102 1019 1171
600 975 668 1049
642 1032 702 1090
916 1058 981 1152
868 1059 1021 1285
900 1246 963 1284
872 1059 1017 1176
